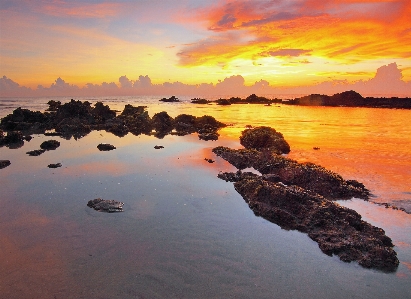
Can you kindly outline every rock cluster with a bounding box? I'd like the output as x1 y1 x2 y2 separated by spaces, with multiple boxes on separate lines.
0 100 226 142
213 127 398 271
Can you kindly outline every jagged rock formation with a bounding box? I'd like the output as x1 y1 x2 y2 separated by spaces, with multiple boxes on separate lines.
212 126 398 271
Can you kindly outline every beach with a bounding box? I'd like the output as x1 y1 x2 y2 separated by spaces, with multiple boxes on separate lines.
0 96 411 298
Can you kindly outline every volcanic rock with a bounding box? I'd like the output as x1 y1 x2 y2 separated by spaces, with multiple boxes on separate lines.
0 160 11 169
26 149 46 156
240 126 290 154
40 140 60 150
212 146 369 200
160 95 180 102
231 174 398 272
87 198 124 213
151 111 174 133
48 163 62 168
97 143 116 151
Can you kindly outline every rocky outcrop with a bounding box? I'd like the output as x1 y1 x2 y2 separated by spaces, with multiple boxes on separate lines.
87 198 124 213
160 96 180 102
239 126 290 154
0 101 226 145
213 146 369 200
228 173 399 272
212 126 397 271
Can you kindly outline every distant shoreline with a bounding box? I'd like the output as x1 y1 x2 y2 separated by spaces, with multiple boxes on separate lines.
190 90 411 109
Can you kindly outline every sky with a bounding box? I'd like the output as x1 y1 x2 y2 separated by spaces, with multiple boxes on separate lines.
1 0 411 97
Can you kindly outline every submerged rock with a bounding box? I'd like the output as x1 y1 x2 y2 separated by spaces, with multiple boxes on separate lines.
97 143 116 151
0 160 11 169
87 198 124 213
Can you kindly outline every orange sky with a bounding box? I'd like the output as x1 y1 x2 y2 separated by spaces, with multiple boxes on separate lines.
0 0 410 97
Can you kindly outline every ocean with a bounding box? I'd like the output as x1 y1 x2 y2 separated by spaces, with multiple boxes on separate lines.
0 96 410 298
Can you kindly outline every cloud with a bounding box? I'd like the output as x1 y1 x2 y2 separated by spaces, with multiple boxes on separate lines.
1 63 410 98
178 0 411 69
0 76 33 97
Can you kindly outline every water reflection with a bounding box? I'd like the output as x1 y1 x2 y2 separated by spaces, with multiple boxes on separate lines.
1 101 411 298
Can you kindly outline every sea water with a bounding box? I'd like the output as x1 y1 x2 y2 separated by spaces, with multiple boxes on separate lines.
0 96 410 298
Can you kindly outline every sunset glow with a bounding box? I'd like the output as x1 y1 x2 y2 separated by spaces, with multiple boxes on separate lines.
1 0 410 96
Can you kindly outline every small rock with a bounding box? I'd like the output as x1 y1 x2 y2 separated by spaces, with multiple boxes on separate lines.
154 145 164 149
313 147 320 150
204 158 215 163
48 163 62 168
40 140 60 150
87 198 124 213
26 149 46 156
0 160 11 169
97 143 116 151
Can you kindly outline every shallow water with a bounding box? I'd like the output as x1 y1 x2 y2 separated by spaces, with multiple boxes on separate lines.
1 97 411 298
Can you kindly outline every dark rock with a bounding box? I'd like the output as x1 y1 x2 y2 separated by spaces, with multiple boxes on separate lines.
212 146 369 200
151 111 174 133
216 98 232 105
97 143 116 151
245 94 272 104
87 198 124 213
194 115 226 130
117 105 151 136
26 149 46 156
40 140 60 150
313 147 320 150
240 126 290 154
55 118 91 137
0 131 25 149
191 98 210 104
0 160 11 169
55 99 92 121
204 158 215 163
48 163 62 168
46 100 61 111
154 145 164 149
0 107 50 131
160 95 180 102
120 104 147 116
91 102 116 122
175 114 197 134
230 175 398 272
198 131 219 141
